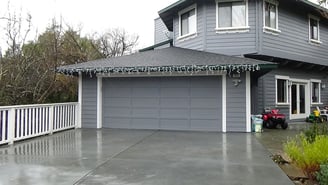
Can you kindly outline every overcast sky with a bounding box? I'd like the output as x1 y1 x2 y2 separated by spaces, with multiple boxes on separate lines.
0 0 177 51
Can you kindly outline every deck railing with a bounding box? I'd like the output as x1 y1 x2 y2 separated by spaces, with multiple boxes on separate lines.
0 102 78 145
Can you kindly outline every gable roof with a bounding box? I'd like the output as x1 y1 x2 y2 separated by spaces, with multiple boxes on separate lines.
159 0 328 31
57 47 276 76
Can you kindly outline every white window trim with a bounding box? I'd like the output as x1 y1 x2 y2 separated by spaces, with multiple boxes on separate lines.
178 4 197 40
310 79 322 104
215 0 249 33
308 14 322 45
275 75 289 105
263 0 281 34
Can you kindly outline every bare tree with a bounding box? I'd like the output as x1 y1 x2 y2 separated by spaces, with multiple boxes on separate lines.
96 28 139 58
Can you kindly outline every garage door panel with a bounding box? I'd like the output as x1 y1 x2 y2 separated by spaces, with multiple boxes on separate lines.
161 78 190 87
106 118 131 128
160 98 189 108
160 119 189 130
107 108 131 117
190 98 220 108
160 109 189 119
132 108 159 118
190 88 220 98
105 98 131 107
132 88 160 97
131 119 159 129
103 76 222 131
132 98 159 108
108 88 131 97
191 77 220 87
190 109 219 119
106 79 132 87
190 120 220 131
160 88 189 97
132 78 160 87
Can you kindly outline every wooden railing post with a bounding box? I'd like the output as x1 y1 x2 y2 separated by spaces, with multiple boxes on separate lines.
49 105 54 135
8 108 16 145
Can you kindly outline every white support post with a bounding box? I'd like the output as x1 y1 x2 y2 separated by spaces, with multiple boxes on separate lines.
77 72 82 128
49 106 54 135
97 76 103 129
246 71 251 133
8 108 16 145
222 74 227 133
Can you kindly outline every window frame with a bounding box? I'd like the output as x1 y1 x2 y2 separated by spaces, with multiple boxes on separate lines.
310 79 322 104
178 4 197 40
308 15 322 44
263 0 280 34
275 75 289 105
215 0 249 33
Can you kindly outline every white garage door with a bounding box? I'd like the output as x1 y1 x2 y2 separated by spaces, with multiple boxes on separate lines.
103 76 222 131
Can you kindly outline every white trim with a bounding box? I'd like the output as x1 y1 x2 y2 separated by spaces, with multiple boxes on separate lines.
275 75 290 105
263 0 280 34
178 4 197 38
289 80 310 120
222 74 227 132
246 71 251 132
216 0 249 31
97 76 103 129
215 26 250 33
308 15 321 44
310 79 322 104
77 72 82 128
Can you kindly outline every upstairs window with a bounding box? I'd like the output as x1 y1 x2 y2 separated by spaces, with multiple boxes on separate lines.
309 15 321 44
216 0 249 32
264 0 280 33
179 4 197 38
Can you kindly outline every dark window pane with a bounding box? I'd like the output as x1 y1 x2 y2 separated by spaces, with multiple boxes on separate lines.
277 79 287 103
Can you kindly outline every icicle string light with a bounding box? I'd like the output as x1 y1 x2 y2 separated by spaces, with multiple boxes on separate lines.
57 64 261 76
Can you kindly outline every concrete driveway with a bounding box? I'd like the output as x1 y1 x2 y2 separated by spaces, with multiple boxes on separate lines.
0 129 293 185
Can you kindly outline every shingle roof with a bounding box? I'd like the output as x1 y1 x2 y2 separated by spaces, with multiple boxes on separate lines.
56 47 276 75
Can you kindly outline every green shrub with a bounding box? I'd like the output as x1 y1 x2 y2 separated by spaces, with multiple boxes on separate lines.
284 134 328 179
304 122 328 143
316 164 328 185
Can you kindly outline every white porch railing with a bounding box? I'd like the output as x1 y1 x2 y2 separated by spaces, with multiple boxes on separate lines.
0 102 78 145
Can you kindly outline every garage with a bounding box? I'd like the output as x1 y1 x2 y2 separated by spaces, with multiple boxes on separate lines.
103 76 222 131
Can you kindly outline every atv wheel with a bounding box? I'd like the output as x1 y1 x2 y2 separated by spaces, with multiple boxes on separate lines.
266 120 276 129
281 122 288 129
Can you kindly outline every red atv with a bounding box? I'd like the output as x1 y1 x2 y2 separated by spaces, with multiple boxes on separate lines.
262 108 288 129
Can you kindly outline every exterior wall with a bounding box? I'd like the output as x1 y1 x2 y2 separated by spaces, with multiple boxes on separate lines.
226 72 247 132
154 18 172 45
172 0 258 55
204 0 257 55
81 76 97 128
173 3 204 50
255 67 328 121
260 0 328 65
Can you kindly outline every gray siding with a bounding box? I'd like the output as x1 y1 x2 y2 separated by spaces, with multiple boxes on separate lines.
226 73 247 132
255 68 328 121
173 3 204 50
171 0 258 54
261 1 328 65
204 0 257 55
103 76 222 131
154 18 171 44
81 76 97 128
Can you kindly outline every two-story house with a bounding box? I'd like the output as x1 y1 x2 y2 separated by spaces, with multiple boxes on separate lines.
57 0 328 132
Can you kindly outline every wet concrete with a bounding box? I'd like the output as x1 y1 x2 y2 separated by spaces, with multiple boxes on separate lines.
0 129 294 185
